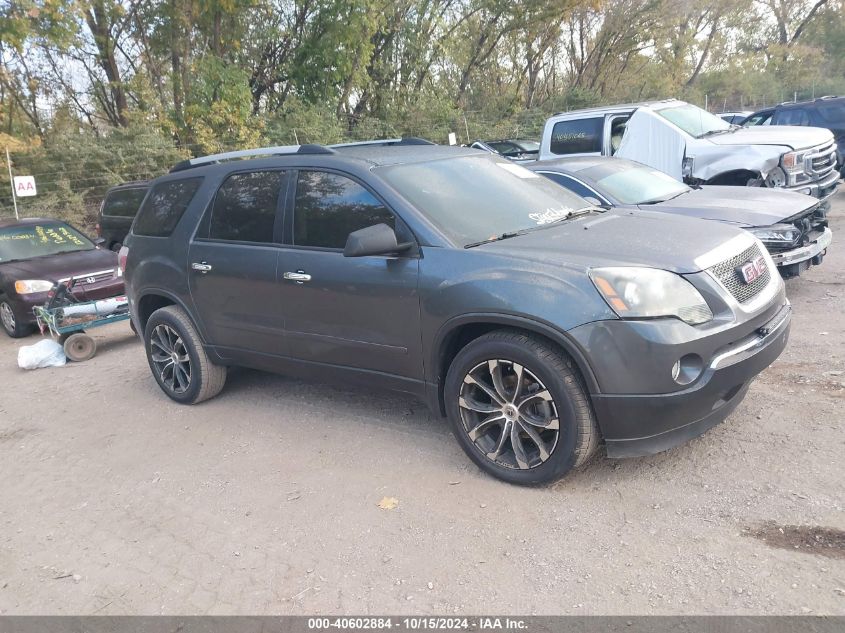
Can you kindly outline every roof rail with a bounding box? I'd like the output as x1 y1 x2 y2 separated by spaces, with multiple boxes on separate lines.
329 137 436 149
169 144 336 173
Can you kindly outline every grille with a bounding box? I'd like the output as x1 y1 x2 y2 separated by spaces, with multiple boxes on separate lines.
807 142 837 177
59 269 116 285
708 243 771 303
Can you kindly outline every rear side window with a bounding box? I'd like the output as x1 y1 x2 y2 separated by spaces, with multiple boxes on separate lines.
293 171 394 249
134 178 203 237
774 109 810 126
102 187 148 218
208 171 285 243
550 118 603 155
817 104 845 125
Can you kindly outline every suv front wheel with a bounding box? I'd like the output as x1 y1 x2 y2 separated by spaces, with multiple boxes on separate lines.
444 329 599 485
144 305 227 404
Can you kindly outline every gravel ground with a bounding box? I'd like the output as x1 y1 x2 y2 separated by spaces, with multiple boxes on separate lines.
0 192 843 616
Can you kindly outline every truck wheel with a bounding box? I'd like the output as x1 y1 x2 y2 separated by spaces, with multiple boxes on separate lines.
444 329 599 485
64 333 97 362
144 305 226 404
0 298 35 338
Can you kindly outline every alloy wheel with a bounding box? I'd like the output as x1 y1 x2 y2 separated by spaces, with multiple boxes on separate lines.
149 324 192 394
458 359 560 470
0 302 16 333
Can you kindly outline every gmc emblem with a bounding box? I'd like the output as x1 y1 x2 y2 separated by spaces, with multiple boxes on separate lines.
738 256 766 284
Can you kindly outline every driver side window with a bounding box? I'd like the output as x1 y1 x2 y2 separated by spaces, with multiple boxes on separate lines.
293 171 395 249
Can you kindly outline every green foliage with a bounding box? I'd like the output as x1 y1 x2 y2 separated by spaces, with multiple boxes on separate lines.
1 0 844 227
1 125 186 229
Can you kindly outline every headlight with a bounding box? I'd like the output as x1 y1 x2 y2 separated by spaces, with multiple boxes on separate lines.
14 280 54 294
590 267 713 325
747 223 800 245
781 151 805 173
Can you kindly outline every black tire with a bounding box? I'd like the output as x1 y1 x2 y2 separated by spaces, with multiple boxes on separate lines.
64 333 97 362
144 305 226 404
110 242 122 253
0 297 36 338
444 329 599 485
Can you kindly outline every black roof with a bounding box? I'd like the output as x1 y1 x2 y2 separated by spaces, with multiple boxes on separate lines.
778 95 843 108
107 180 149 191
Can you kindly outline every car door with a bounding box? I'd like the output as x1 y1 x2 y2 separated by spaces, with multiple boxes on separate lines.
188 169 288 358
276 169 422 382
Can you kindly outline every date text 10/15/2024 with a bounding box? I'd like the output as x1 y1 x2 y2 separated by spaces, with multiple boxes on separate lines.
308 618 528 630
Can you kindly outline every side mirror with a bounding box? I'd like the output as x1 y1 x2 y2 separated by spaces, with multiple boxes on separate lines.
94 237 106 247
343 223 413 258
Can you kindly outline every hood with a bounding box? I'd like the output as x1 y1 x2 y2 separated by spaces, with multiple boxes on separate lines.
706 125 833 150
478 209 755 274
644 185 817 227
0 248 118 282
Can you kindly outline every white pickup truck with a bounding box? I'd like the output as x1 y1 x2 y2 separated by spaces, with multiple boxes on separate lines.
538 99 839 203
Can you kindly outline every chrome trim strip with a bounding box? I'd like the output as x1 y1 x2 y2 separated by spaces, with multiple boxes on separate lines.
57 269 116 283
694 232 756 271
770 228 832 266
710 304 791 370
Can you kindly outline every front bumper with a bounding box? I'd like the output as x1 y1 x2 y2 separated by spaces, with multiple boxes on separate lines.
768 226 832 271
12 278 125 325
782 169 839 202
575 302 791 458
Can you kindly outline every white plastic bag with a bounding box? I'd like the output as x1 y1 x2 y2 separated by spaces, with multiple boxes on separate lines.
17 339 67 370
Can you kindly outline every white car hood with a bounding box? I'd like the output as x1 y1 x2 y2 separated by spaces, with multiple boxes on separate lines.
706 125 833 150
617 109 835 182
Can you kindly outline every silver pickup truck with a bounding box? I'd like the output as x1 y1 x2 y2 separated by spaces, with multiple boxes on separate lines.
538 99 839 204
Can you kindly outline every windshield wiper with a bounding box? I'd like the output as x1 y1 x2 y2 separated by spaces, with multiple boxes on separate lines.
696 128 733 139
639 190 686 205
464 207 600 248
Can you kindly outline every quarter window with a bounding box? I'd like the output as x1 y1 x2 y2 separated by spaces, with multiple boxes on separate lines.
550 118 603 155
134 178 203 237
209 171 284 243
293 171 394 249
539 172 597 200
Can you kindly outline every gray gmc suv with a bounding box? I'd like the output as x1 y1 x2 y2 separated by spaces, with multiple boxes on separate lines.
122 142 791 484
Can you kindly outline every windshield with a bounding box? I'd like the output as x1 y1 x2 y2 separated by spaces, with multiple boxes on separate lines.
378 155 594 246
657 104 732 138
0 222 94 263
583 162 689 204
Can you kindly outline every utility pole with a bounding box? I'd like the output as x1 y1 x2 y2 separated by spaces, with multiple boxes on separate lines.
5 147 18 221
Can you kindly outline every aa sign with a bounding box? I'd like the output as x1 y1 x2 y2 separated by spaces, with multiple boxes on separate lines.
14 176 37 197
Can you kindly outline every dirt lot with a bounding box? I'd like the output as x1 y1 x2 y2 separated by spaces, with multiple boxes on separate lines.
1 192 843 616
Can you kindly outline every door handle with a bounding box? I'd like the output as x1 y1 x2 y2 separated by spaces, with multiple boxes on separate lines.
283 271 311 284
191 262 213 273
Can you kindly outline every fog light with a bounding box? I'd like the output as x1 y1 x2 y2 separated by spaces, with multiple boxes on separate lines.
672 354 704 386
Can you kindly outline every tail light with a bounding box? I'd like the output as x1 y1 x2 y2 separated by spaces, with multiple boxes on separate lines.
117 245 129 277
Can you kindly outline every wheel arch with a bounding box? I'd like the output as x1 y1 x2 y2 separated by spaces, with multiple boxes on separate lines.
705 169 762 186
135 289 198 337
430 314 600 416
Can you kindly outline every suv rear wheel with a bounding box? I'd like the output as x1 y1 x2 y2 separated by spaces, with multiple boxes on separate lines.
444 329 599 485
144 305 226 404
